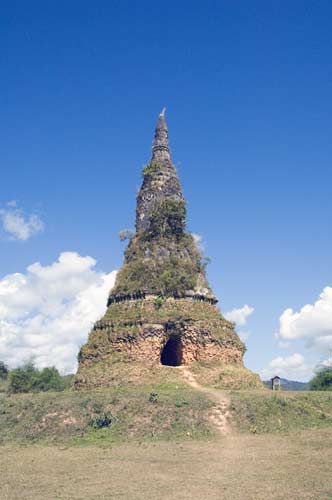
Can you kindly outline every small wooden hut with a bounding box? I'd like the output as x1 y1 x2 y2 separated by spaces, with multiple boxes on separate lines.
271 375 281 391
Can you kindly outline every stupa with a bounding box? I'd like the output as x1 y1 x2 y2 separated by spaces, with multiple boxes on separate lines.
75 111 247 388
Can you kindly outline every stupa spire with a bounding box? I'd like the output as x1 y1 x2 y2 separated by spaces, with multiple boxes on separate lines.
135 110 184 232
152 108 170 162
74 111 256 391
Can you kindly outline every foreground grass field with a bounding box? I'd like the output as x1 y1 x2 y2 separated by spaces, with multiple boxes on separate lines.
2 428 332 499
0 383 213 445
1 368 332 499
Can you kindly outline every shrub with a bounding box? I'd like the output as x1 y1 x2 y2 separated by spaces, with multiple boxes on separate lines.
0 361 9 380
89 412 113 429
113 245 200 297
154 295 164 309
202 256 211 269
118 229 134 241
309 367 332 391
147 199 186 240
87 400 113 428
8 362 70 394
149 392 158 403
142 161 161 178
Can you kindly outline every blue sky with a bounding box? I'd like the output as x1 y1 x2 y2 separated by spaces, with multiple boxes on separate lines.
1 1 332 379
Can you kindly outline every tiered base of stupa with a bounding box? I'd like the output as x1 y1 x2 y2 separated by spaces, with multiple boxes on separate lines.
74 112 263 390
74 296 255 389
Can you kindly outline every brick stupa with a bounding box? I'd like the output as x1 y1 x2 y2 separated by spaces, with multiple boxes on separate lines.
75 111 250 388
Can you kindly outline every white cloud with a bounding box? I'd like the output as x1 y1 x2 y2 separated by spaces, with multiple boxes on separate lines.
261 353 313 381
192 233 204 251
225 304 254 326
238 330 250 342
261 287 332 381
224 304 254 343
277 287 332 353
6 200 17 208
320 358 332 369
0 252 117 373
278 341 291 349
0 202 44 241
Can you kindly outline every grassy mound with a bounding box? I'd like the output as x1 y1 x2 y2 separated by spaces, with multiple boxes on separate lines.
0 380 213 445
190 361 264 390
2 377 332 446
231 390 332 433
76 361 188 389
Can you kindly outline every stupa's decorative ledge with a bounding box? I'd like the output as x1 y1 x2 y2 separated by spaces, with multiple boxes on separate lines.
107 292 218 307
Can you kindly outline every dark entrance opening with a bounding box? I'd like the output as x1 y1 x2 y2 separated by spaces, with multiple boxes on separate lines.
160 336 183 366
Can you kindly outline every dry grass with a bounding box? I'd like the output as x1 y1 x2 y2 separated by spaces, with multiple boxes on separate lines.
1 428 332 499
230 390 332 433
2 373 332 499
191 361 264 389
0 380 213 445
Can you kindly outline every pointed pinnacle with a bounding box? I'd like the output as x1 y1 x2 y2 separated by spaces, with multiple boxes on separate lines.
152 109 170 160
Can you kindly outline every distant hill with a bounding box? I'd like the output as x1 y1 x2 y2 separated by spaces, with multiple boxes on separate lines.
263 378 309 391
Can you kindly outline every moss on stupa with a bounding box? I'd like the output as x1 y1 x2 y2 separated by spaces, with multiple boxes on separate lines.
75 111 260 390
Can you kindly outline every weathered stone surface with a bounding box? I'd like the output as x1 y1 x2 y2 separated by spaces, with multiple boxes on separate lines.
136 110 184 233
77 297 242 366
75 111 252 389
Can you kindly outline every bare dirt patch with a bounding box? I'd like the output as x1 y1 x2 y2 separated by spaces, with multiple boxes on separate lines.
179 366 231 435
1 429 332 499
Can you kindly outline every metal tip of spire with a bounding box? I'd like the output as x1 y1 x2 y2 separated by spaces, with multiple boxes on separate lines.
160 107 166 117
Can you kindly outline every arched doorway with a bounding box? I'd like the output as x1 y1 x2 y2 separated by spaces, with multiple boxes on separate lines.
160 336 183 366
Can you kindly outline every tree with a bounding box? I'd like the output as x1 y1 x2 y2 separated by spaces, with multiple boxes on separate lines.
34 367 64 392
8 362 67 393
309 367 332 391
0 361 9 380
8 363 36 393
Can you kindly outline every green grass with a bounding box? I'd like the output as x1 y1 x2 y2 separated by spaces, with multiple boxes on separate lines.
3 375 332 448
191 361 264 389
103 297 226 324
230 390 332 433
0 378 9 393
0 382 213 445
111 226 206 297
2 386 332 499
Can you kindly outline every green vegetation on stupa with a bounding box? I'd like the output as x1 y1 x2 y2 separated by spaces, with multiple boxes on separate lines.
112 198 207 298
75 111 254 390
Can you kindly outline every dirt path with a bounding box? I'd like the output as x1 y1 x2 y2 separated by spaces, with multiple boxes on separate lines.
179 366 231 435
